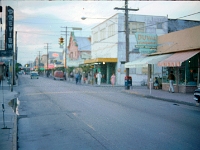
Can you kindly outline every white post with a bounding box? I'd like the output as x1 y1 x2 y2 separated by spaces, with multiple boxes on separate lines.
150 78 152 95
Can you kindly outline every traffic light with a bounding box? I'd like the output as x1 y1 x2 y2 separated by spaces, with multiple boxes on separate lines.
59 37 64 45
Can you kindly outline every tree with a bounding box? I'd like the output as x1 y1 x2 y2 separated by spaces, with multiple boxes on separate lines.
16 63 22 73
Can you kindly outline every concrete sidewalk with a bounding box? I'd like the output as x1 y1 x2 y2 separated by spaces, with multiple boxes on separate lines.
65 78 198 107
123 86 198 107
0 79 18 150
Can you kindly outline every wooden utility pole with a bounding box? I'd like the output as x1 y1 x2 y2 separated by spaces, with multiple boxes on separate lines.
114 0 139 90
44 43 50 76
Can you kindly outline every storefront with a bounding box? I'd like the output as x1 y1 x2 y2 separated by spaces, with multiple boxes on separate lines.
154 25 200 93
158 51 200 93
125 25 200 93
84 58 117 84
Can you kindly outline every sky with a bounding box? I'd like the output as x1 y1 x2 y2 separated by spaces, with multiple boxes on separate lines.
0 0 200 66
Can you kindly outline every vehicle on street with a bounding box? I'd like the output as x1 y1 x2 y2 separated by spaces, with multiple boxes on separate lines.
54 71 64 80
30 72 39 79
194 88 200 103
18 71 23 75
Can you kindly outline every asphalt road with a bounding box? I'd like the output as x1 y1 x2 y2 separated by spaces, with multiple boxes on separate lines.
16 75 200 150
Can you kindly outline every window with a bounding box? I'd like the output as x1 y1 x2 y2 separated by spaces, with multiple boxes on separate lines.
108 24 115 37
100 28 106 41
129 22 145 34
162 54 198 86
162 67 176 84
157 22 163 29
93 32 98 43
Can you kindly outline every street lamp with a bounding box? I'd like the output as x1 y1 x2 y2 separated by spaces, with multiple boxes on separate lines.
81 16 117 24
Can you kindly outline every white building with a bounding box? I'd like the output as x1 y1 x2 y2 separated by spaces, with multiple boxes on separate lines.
85 13 168 85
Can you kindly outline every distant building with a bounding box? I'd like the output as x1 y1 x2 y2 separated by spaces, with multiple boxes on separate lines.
67 32 91 67
168 19 200 33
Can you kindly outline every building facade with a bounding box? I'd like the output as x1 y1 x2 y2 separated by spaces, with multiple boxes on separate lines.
157 25 200 93
125 25 200 93
85 13 168 85
67 32 91 68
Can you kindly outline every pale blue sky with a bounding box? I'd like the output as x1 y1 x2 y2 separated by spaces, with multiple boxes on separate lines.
1 1 200 65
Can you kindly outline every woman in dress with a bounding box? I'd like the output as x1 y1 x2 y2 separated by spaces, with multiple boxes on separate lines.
110 73 116 86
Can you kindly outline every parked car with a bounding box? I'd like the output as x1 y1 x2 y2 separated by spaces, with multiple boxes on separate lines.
18 71 23 75
194 88 200 103
30 72 39 79
54 71 64 80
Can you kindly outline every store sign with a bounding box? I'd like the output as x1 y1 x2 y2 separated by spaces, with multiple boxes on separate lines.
52 53 59 57
5 6 14 51
135 33 157 54
139 48 156 54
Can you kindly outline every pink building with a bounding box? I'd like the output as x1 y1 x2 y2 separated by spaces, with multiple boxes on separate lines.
67 32 91 67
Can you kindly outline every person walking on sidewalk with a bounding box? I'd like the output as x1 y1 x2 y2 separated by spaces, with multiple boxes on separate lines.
96 72 102 85
168 71 175 93
154 77 159 90
110 73 116 86
75 73 79 84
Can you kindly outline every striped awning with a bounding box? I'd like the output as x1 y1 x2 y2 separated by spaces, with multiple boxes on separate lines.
158 50 200 67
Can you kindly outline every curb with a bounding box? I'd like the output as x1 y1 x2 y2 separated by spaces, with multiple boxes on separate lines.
12 115 17 150
122 90 198 107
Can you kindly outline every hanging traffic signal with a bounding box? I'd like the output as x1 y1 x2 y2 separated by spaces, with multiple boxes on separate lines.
59 37 64 45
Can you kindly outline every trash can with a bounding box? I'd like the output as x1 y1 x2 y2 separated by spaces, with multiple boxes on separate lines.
125 76 132 90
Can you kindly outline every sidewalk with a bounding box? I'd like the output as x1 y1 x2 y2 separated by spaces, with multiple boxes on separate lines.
64 78 198 107
123 86 198 107
0 79 18 150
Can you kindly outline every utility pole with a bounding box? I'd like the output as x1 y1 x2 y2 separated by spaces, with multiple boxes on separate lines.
114 0 139 90
44 43 50 77
61 27 82 74
61 27 68 73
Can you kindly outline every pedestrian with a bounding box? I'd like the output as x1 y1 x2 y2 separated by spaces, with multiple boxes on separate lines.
94 72 97 84
154 77 159 90
96 72 102 85
78 73 82 84
75 73 79 84
63 72 66 80
168 71 175 93
110 73 116 86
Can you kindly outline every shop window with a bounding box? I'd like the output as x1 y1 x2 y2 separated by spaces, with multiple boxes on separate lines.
178 66 186 85
162 67 176 84
185 55 198 86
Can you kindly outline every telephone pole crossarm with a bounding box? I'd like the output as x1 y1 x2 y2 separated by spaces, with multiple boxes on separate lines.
114 7 139 11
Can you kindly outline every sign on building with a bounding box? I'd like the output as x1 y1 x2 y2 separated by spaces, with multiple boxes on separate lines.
135 33 157 54
5 6 14 52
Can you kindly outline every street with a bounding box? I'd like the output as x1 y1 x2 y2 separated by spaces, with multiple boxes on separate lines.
16 75 200 150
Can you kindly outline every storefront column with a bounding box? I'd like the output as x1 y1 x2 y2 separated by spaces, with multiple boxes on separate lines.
147 64 151 88
106 63 110 84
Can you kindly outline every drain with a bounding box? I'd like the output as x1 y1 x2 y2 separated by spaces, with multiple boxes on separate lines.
173 103 179 106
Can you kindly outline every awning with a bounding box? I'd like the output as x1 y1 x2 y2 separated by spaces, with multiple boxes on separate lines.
84 58 118 64
158 50 200 67
125 54 172 68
